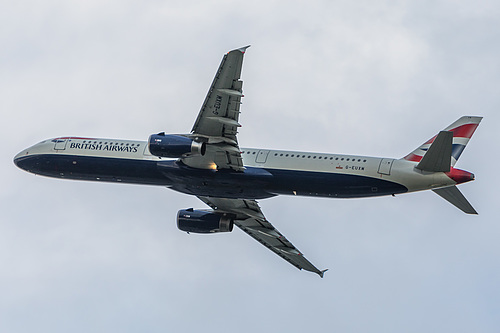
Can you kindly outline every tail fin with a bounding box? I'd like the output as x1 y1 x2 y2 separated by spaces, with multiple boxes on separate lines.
403 116 482 214
403 116 482 167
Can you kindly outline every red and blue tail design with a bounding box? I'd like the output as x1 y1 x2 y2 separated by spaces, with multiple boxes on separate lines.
403 116 482 167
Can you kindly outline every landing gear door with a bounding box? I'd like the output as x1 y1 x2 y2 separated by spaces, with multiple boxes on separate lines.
255 150 270 163
378 158 394 175
53 138 68 150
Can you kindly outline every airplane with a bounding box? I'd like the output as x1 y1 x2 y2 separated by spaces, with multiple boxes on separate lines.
14 46 482 278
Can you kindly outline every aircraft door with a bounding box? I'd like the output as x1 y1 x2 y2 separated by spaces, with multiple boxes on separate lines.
378 158 394 175
255 150 270 163
53 138 68 150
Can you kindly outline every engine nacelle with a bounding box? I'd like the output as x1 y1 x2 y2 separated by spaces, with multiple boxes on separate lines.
148 133 206 158
177 209 234 234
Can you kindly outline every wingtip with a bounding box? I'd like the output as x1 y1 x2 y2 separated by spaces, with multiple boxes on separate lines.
236 45 251 53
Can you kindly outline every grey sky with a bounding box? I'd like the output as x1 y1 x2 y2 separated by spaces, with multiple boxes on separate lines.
1 1 499 332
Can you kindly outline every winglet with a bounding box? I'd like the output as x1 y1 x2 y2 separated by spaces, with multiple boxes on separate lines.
236 45 251 53
319 269 328 278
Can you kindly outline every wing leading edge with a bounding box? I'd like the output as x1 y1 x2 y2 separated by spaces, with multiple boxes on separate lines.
198 196 327 278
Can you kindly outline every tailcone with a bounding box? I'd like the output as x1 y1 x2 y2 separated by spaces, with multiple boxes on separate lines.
446 168 475 184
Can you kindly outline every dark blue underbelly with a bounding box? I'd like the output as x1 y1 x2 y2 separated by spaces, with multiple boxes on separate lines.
15 154 168 186
15 154 408 199
266 168 408 198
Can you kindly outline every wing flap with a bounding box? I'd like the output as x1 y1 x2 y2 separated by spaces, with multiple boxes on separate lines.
184 47 249 172
218 88 244 97
191 47 248 141
198 196 327 277
206 117 241 127
236 219 324 275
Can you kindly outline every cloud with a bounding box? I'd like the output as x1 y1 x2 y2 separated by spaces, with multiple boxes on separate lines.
1 1 499 332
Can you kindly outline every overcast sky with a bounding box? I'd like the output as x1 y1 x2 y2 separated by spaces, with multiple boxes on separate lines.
1 1 499 332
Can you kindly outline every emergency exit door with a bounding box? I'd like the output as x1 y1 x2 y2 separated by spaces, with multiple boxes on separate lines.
378 158 394 175
54 138 68 150
255 150 270 163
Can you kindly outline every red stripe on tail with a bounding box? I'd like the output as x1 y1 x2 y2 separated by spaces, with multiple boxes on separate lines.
449 123 479 138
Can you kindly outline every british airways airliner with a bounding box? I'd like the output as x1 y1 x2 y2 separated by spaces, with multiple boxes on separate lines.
14 46 481 277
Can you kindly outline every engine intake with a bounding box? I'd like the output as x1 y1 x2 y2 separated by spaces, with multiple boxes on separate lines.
148 133 206 158
177 209 234 233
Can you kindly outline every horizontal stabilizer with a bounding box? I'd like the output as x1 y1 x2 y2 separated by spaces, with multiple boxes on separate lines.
416 131 453 172
432 185 478 214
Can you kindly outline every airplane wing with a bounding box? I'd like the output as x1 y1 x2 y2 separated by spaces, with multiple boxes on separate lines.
198 196 327 278
183 46 250 172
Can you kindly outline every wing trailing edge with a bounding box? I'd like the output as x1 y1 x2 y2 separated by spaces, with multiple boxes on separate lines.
198 196 327 277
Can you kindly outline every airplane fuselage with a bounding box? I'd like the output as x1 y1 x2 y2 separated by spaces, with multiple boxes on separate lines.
14 136 461 200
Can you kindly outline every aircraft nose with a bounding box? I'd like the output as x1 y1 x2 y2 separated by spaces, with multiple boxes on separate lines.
14 150 26 162
13 148 31 170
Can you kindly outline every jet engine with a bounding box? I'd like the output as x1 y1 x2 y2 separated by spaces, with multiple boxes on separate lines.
177 209 234 233
148 133 206 158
